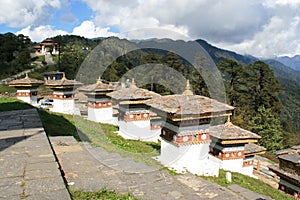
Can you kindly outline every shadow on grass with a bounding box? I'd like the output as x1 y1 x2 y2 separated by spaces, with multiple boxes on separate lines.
0 98 34 112
38 110 88 142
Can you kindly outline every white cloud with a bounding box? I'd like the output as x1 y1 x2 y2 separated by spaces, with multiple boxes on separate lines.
16 25 68 42
15 21 117 42
8 0 300 57
0 0 62 27
72 21 117 38
82 0 268 43
81 0 300 57
216 2 300 57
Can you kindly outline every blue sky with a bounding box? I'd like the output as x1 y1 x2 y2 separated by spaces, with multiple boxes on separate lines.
0 0 300 57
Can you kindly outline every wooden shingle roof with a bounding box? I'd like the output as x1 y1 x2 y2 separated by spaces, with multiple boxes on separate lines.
145 94 234 115
244 143 266 155
209 124 261 144
45 73 82 89
79 79 115 93
8 74 43 87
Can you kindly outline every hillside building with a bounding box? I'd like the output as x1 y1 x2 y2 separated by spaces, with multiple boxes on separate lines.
269 146 300 199
42 71 64 81
34 39 59 55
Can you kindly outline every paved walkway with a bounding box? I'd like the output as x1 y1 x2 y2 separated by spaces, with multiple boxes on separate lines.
0 109 70 200
51 136 244 200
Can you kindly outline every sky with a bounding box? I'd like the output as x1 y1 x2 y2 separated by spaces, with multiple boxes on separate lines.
1 0 300 58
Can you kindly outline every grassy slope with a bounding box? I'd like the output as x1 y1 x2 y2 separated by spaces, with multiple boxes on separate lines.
0 85 17 94
0 97 34 111
201 169 293 200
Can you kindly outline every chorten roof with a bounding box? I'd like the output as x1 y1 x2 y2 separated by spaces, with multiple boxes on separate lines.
44 73 82 89
107 79 160 102
244 143 266 156
8 73 43 87
278 153 300 164
209 123 261 144
145 80 234 117
146 94 234 115
79 78 115 93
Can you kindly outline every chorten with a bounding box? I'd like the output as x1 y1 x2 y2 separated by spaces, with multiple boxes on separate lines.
8 73 43 105
209 117 265 177
107 79 161 142
45 73 82 114
79 78 115 124
145 80 234 176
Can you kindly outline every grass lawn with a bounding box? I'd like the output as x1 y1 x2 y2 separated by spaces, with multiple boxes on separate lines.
201 169 293 200
0 84 16 93
69 187 138 200
0 97 34 111
37 110 161 167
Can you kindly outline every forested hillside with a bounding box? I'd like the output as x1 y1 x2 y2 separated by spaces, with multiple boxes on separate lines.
0 33 33 79
0 33 299 150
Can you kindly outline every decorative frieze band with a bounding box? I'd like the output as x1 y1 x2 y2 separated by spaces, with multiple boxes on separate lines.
150 124 161 130
123 112 150 121
17 91 37 96
243 159 254 167
217 150 245 160
88 101 112 108
53 94 74 100
161 128 210 145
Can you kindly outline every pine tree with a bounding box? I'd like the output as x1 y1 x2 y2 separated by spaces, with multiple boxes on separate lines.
245 61 282 114
250 106 284 152
218 59 244 108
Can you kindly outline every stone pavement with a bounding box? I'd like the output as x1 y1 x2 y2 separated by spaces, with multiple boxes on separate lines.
0 109 70 200
228 185 273 200
50 136 242 200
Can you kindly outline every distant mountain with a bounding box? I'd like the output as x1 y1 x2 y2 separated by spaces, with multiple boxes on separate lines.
275 55 300 71
194 39 300 85
195 39 255 65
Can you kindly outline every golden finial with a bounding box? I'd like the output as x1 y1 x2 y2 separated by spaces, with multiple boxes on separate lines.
182 79 193 96
225 114 233 126
130 78 137 88
62 72 67 80
97 77 102 85
25 73 29 79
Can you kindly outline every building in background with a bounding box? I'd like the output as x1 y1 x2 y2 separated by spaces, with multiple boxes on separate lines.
269 146 300 199
34 39 60 55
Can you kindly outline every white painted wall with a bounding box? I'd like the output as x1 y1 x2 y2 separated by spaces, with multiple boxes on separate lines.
241 165 254 177
51 99 75 114
118 119 159 142
88 107 114 124
159 139 219 176
220 158 244 173
17 89 38 106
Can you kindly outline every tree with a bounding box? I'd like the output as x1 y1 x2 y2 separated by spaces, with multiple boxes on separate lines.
245 61 282 114
250 106 284 152
218 59 244 108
